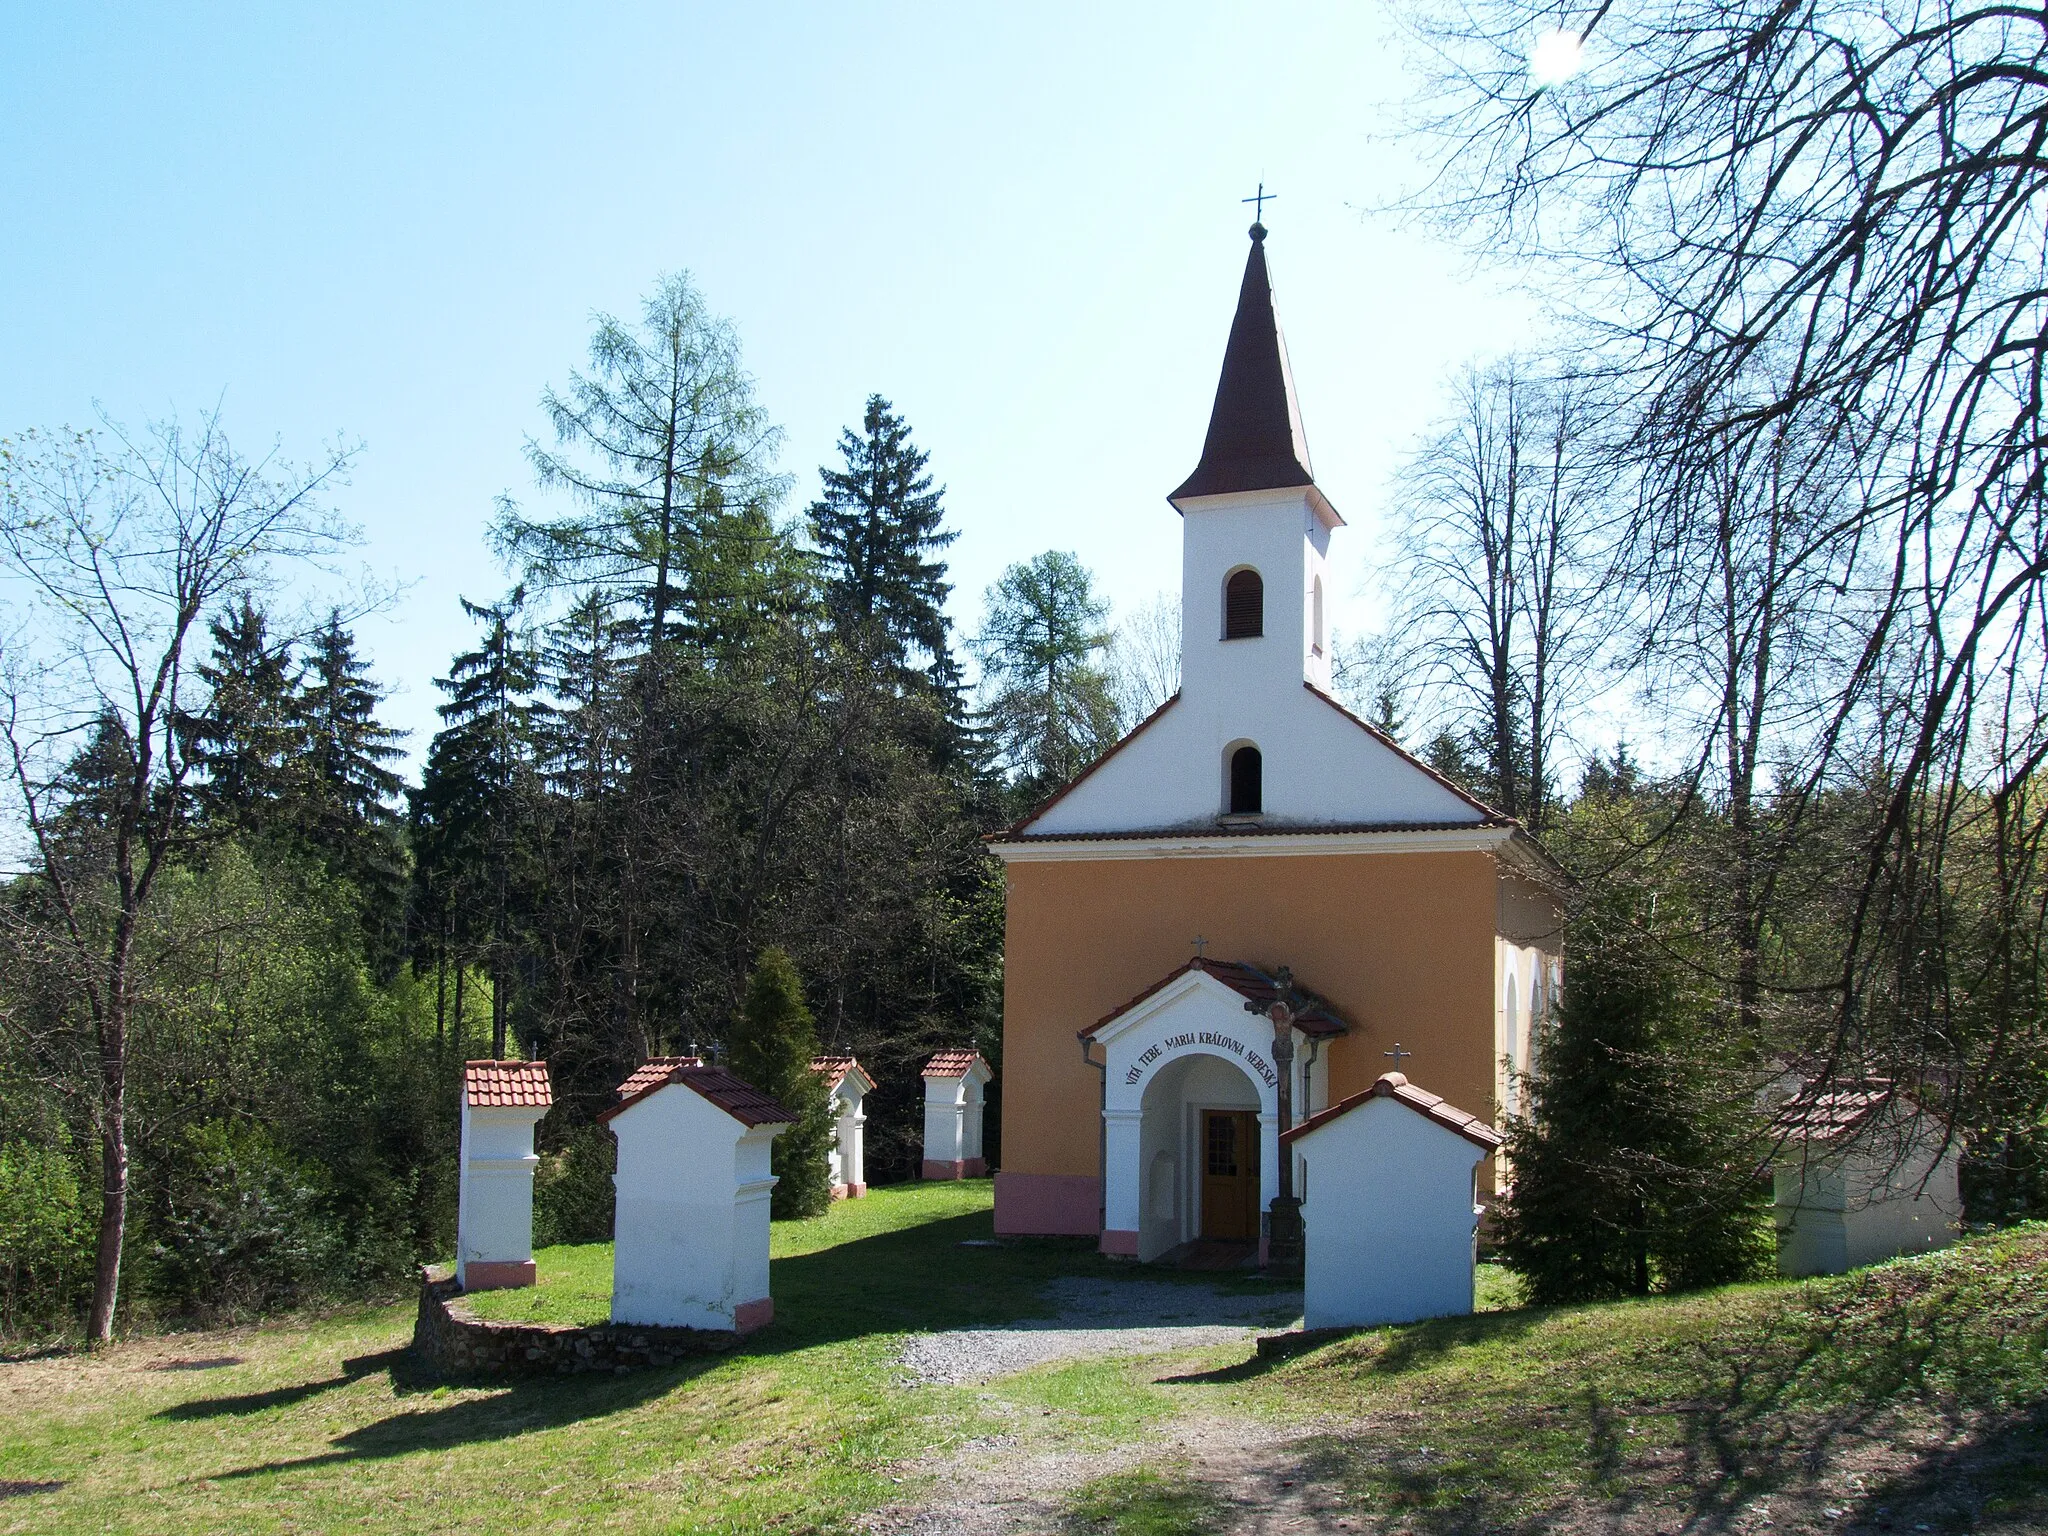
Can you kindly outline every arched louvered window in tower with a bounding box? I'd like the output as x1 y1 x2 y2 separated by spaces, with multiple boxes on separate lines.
1229 745 1263 815
1224 569 1264 639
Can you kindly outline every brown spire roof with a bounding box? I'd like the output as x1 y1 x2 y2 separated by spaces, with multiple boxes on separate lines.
1169 223 1320 509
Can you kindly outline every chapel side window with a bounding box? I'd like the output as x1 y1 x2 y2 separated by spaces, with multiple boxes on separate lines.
1229 744 1263 815
1224 568 1264 639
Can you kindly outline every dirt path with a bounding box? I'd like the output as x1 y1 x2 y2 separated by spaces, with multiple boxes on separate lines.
863 1407 1362 1536
897 1276 1303 1386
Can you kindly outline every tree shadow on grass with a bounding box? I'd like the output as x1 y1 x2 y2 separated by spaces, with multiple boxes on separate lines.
1154 1304 1553 1387
750 1208 1171 1353
178 1204 1148 1476
1214 1245 2048 1536
196 1359 711 1483
1852 1400 2048 1531
154 1348 410 1420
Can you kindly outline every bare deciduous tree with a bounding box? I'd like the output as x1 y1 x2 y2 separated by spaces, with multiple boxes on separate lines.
1103 590 1181 731
1407 0 2048 1113
0 414 352 1341
1387 356 1609 830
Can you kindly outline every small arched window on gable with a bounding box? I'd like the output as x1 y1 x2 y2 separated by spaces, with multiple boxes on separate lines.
1229 744 1263 815
1224 568 1264 639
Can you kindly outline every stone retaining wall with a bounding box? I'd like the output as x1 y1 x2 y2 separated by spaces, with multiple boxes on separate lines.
411 1268 741 1377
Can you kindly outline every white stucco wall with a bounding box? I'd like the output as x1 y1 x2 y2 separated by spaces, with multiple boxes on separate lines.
456 1101 545 1286
1494 940 1556 1122
1025 486 1482 838
829 1078 866 1190
1776 1128 1962 1277
610 1084 782 1329
922 1067 989 1165
1294 1095 1487 1328
1179 487 1334 697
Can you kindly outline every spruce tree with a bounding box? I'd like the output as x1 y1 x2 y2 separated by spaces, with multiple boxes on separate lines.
539 593 632 800
727 947 833 1219
1494 896 1770 1302
809 396 960 690
185 595 305 834
49 712 140 845
297 612 408 970
412 591 543 1058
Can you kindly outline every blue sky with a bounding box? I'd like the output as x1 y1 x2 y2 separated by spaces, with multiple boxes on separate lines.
2 4 1543 763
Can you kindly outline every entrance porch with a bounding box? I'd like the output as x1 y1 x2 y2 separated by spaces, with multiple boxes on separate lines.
1086 959 1339 1262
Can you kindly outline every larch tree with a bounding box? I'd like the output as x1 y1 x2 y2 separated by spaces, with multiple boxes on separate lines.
493 272 790 1064
495 271 787 652
971 551 1119 799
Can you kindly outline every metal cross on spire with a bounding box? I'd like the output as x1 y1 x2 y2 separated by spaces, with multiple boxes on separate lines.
1242 181 1277 224
1384 1043 1413 1069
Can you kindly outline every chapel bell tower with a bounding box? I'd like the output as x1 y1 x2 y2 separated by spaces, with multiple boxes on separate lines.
1168 220 1342 707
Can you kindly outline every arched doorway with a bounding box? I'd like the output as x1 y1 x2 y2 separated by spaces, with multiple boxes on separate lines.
1137 1051 1263 1261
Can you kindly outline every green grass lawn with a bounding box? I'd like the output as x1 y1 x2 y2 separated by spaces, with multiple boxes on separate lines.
0 1181 1233 1536
1 1185 2041 1536
463 1179 1031 1328
1124 1222 2048 1533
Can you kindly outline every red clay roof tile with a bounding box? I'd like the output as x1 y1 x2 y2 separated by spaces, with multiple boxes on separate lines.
596 1061 796 1128
810 1055 875 1093
1281 1071 1502 1151
1078 958 1348 1040
613 1056 701 1105
1773 1083 1928 1144
923 1049 985 1079
463 1059 553 1110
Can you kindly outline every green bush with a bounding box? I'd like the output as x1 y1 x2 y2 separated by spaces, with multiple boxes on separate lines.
729 947 835 1219
147 1122 341 1320
1495 896 1773 1303
0 1139 95 1336
533 1122 616 1247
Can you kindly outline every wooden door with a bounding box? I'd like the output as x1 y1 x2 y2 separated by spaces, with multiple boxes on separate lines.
1200 1110 1261 1241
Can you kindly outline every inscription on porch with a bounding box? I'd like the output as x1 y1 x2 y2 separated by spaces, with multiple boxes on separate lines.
1123 1030 1280 1089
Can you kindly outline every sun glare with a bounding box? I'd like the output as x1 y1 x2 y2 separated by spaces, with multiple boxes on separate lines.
1529 28 1584 88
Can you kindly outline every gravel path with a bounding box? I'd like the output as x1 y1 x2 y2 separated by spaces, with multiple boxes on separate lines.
898 1275 1303 1386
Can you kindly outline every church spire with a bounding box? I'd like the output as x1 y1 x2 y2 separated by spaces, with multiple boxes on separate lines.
1169 222 1321 510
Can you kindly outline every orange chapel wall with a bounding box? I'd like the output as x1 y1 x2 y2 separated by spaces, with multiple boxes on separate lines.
999 849 1499 1184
